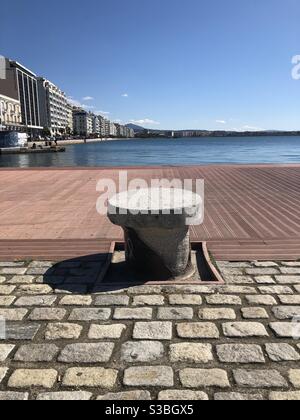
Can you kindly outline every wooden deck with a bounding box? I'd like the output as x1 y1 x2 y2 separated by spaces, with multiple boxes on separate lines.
1 165 300 261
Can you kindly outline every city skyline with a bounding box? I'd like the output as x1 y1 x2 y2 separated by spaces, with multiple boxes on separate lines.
1 0 300 131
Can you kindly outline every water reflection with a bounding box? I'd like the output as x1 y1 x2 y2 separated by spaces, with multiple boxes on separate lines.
0 136 300 168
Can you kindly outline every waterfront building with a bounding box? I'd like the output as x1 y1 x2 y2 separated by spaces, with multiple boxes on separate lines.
37 78 69 136
104 118 110 137
0 94 22 131
73 109 93 136
66 103 74 134
97 115 106 137
92 114 101 135
114 123 123 138
109 122 117 137
0 59 43 136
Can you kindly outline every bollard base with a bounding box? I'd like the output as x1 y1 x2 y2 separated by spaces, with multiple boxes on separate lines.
97 242 224 286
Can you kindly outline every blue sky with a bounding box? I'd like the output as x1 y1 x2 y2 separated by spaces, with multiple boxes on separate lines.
1 0 299 130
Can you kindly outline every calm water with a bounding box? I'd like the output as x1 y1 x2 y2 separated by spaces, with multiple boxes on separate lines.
1 136 300 167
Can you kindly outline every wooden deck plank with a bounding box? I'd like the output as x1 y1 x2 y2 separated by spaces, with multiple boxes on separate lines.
0 165 300 260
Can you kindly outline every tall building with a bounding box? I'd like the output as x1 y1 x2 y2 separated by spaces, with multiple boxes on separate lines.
104 119 110 137
37 78 68 136
0 59 43 135
98 115 106 137
66 103 74 134
92 114 100 135
73 109 93 136
109 122 117 137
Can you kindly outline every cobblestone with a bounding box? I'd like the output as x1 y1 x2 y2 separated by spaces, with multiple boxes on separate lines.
114 308 152 320
276 275 300 284
0 368 8 384
258 286 293 295
216 344 265 363
233 369 288 388
158 390 208 400
272 306 300 320
8 369 58 389
169 295 202 305
17 285 53 295
246 295 277 305
241 307 269 319
157 307 193 320
0 268 27 275
7 276 35 284
62 367 118 388
124 366 174 387
0 392 29 401
88 324 126 339
214 392 263 401
0 308 27 321
278 295 300 305
45 323 83 340
5 324 40 340
29 308 66 321
169 343 213 363
198 308 236 320
69 308 111 321
206 295 242 305
1 258 300 400
0 344 15 362
37 391 92 401
14 295 56 307
0 296 15 306
133 295 164 306
0 286 16 295
270 322 300 338
177 322 219 339
133 322 172 340
58 343 114 363
288 370 300 388
269 392 300 401
223 322 268 338
95 295 129 306
60 295 92 306
98 391 151 400
121 341 164 363
14 344 59 362
180 369 230 388
265 344 300 362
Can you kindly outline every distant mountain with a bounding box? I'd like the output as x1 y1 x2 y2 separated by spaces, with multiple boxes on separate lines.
125 123 146 133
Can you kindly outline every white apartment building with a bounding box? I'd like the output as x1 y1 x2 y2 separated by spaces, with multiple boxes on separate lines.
109 122 117 137
73 110 93 136
92 115 100 135
66 103 73 134
38 78 68 135
104 119 110 137
98 116 106 137
0 94 22 131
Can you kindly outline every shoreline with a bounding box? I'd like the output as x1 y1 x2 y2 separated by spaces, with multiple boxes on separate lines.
27 137 131 146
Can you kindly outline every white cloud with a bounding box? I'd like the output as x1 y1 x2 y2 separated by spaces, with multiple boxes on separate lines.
242 125 264 131
121 93 129 97
82 96 94 101
68 97 96 110
130 119 160 126
96 110 110 116
216 120 227 124
67 97 82 107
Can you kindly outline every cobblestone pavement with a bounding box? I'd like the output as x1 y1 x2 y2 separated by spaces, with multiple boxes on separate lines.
0 259 300 400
